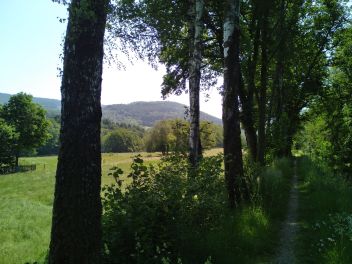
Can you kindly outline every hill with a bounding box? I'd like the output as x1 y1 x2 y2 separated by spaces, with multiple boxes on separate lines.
0 93 222 126
0 92 61 116
102 101 222 126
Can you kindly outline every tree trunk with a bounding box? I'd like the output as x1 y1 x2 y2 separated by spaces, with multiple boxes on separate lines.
15 154 19 168
257 11 269 166
270 0 286 157
49 1 108 263
240 12 260 162
223 0 245 208
189 0 204 167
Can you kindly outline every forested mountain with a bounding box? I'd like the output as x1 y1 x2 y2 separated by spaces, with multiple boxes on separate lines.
102 101 222 126
0 93 221 126
0 93 61 117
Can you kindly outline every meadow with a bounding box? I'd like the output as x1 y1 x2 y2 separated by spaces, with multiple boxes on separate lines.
0 152 163 264
0 150 223 264
4 151 348 263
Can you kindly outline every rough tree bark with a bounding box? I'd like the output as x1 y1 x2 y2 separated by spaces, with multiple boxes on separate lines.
269 0 286 158
49 0 108 263
257 10 269 165
239 6 260 162
189 0 204 167
222 0 245 208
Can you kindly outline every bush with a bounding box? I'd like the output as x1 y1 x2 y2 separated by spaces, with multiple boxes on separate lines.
102 128 144 153
102 154 225 263
102 155 294 263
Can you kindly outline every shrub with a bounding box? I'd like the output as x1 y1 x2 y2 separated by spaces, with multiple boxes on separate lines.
102 154 225 263
102 155 294 263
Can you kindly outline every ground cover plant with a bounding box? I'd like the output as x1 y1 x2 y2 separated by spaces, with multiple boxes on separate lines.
296 157 352 263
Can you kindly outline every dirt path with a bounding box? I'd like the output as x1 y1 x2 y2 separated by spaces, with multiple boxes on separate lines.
274 160 299 264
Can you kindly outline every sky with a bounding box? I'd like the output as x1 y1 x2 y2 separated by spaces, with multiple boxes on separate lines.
0 0 223 118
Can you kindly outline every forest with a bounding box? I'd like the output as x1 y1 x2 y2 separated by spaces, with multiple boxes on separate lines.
0 0 351 263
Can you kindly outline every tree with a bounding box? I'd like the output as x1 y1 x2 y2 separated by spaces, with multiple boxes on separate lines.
49 0 108 263
108 0 219 166
200 121 219 150
37 118 60 155
0 119 18 166
144 120 176 154
102 128 143 152
1 93 49 166
188 0 204 167
257 2 270 165
298 25 352 175
222 0 246 207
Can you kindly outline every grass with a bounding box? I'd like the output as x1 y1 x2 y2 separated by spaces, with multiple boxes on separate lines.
295 157 352 263
0 149 293 264
177 158 293 263
0 150 223 264
0 152 163 264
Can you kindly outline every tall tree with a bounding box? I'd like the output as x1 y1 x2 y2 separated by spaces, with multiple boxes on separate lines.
239 0 260 162
257 3 269 165
1 92 49 166
222 0 245 207
49 0 108 263
189 0 204 167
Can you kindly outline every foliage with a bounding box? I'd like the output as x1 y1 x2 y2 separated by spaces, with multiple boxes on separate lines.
0 93 49 164
0 119 18 166
102 118 145 137
102 127 144 153
102 154 293 263
102 101 222 127
296 157 352 263
0 152 294 264
102 154 225 263
144 119 222 154
294 115 332 162
296 25 352 175
37 118 60 156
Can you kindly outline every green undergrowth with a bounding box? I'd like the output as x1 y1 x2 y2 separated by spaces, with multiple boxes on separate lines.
0 153 294 264
296 157 352 263
102 156 293 263
0 153 160 264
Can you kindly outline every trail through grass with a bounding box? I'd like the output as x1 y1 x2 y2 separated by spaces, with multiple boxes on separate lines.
274 160 299 263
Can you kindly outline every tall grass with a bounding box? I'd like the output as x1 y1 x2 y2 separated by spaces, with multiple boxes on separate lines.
296 157 352 263
0 153 160 264
193 158 293 263
0 153 293 264
101 156 294 264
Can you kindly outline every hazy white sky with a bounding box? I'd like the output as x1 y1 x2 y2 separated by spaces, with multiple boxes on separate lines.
0 0 222 118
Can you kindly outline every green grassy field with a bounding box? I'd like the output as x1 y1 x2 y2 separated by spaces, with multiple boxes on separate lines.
0 150 223 264
0 152 165 264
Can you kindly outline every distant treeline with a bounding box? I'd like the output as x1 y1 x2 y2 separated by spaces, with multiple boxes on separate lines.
37 117 223 155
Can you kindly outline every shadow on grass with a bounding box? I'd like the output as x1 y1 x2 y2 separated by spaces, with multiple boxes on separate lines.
296 157 352 264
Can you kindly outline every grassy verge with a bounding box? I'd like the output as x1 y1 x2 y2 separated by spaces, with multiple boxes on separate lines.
0 151 291 264
296 157 352 263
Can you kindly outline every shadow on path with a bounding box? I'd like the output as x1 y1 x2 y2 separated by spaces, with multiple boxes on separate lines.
274 159 299 264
